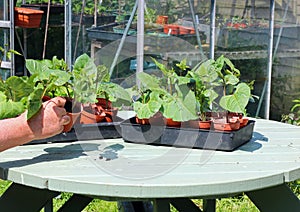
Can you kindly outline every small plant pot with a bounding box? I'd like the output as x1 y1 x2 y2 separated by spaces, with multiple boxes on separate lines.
178 26 191 35
63 97 82 132
165 118 181 128
213 119 240 131
189 119 212 129
240 118 249 127
63 112 81 132
80 110 106 124
163 24 180 35
135 112 166 125
14 7 44 28
156 15 168 25
102 108 118 122
96 98 112 109
135 117 150 125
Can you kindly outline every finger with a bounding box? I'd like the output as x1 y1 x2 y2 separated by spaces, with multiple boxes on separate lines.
53 106 67 117
49 96 67 108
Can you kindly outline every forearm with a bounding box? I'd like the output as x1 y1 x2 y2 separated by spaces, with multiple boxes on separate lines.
0 97 70 152
0 113 34 152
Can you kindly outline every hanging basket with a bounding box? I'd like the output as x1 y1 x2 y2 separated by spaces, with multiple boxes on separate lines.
14 7 44 28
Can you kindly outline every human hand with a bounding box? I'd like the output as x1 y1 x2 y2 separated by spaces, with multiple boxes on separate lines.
27 97 71 140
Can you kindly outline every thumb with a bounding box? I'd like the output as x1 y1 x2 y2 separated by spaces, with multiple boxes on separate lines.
62 114 71 125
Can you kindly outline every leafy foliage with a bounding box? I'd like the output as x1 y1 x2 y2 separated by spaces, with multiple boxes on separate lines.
72 54 98 104
198 55 252 115
96 65 131 107
281 98 300 126
132 59 198 122
0 54 100 120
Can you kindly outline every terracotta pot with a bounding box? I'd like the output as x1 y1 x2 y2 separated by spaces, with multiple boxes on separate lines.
213 119 240 131
42 95 51 102
156 15 168 25
14 7 44 28
163 24 179 35
228 112 243 119
165 118 181 128
206 111 227 119
189 119 212 129
179 26 191 35
240 118 249 127
63 112 81 132
96 98 112 109
135 117 150 125
135 112 166 125
63 97 82 132
80 110 106 124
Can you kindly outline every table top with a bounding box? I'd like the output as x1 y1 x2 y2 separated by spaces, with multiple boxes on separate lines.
0 118 300 200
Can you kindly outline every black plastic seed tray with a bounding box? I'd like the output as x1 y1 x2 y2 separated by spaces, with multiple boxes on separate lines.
120 117 255 151
28 117 123 145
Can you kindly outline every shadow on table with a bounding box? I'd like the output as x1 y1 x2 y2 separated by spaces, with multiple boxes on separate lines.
238 131 269 152
0 143 100 170
99 143 124 161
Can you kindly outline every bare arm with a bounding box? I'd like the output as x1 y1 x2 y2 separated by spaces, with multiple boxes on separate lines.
0 97 70 152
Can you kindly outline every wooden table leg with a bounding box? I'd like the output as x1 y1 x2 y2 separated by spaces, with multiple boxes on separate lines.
246 183 300 212
0 182 59 211
170 198 202 212
57 194 93 212
153 199 170 212
203 199 216 212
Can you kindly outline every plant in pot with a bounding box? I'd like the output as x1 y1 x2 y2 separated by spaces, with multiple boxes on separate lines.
186 59 219 129
208 55 253 131
95 64 131 123
25 54 100 130
0 60 74 131
25 55 79 132
132 58 198 127
72 0 116 25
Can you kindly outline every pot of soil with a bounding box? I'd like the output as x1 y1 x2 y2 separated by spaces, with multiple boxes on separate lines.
213 118 240 131
189 119 212 129
80 104 106 124
95 98 118 122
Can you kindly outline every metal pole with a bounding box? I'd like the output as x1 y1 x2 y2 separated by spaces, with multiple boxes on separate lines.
9 0 15 76
42 0 51 59
109 0 138 76
265 0 275 119
209 0 216 59
136 0 144 86
188 0 204 58
65 0 72 69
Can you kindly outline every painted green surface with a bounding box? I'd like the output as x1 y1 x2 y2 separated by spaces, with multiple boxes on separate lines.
0 118 299 211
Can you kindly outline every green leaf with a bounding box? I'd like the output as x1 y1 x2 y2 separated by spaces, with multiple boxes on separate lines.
133 91 163 119
0 100 25 120
224 74 239 85
98 83 131 103
151 58 171 77
97 65 110 83
194 59 218 83
73 54 97 103
25 59 45 75
137 72 161 90
162 90 198 122
27 88 44 120
5 76 34 101
0 92 6 101
219 83 251 114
